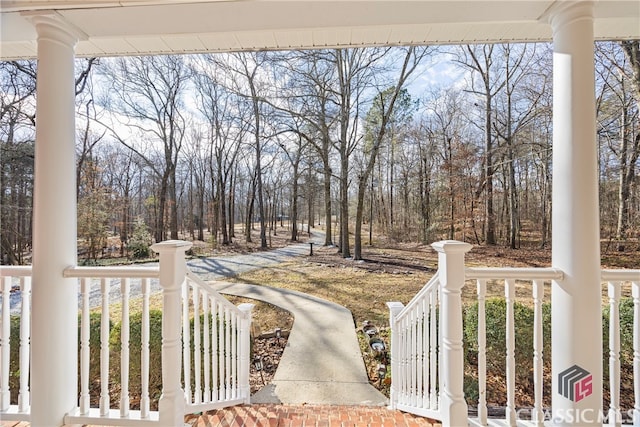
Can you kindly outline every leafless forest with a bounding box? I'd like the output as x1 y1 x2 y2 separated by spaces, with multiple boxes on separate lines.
1 42 639 264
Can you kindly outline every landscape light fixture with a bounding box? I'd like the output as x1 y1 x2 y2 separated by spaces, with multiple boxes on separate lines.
377 363 387 385
253 355 263 371
275 328 282 345
253 355 265 384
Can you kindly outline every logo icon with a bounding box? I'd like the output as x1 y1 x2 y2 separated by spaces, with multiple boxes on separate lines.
558 365 593 402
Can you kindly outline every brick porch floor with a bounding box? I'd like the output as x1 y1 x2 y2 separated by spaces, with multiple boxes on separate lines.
186 405 440 427
1 405 440 427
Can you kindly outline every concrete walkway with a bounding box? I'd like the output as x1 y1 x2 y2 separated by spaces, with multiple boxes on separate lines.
187 238 320 281
187 231 387 405
210 280 388 406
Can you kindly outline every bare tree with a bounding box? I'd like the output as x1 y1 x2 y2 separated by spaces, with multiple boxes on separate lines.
99 55 190 242
214 52 275 248
458 45 506 245
193 55 249 246
266 50 339 247
0 61 36 264
353 46 430 260
596 41 640 249
493 43 548 249
333 48 389 257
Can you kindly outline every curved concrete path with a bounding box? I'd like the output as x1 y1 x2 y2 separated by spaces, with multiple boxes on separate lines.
187 238 320 281
210 280 388 406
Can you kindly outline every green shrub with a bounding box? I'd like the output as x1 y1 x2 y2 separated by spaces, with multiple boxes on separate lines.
602 296 635 408
110 310 164 406
78 311 112 395
8 315 20 404
128 218 152 259
463 298 552 406
602 297 635 365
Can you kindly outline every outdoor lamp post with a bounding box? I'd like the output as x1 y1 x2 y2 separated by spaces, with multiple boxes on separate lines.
253 355 264 384
377 363 387 386
275 327 282 344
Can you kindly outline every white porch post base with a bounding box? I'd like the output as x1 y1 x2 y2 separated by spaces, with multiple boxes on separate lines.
152 240 192 427
432 240 472 427
27 12 80 427
238 303 254 405
386 301 404 411
549 2 603 425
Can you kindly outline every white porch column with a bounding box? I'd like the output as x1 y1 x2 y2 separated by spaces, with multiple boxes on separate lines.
27 12 80 427
432 240 472 427
152 240 192 427
549 2 602 425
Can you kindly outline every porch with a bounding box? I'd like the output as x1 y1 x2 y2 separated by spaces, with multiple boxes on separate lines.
1 404 439 427
2 239 639 426
1 1 640 426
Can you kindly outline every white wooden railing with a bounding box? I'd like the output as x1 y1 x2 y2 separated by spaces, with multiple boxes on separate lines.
389 240 640 427
601 270 640 427
0 266 31 419
464 266 563 427
0 240 252 426
387 272 442 421
388 240 471 427
183 270 253 413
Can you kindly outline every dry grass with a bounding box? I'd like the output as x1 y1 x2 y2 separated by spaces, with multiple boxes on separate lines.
226 296 294 336
229 237 640 327
230 247 433 328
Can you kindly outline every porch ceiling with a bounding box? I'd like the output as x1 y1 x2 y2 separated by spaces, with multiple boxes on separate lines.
1 1 639 60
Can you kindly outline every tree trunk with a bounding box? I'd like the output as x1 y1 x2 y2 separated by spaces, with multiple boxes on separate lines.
339 150 351 258
291 161 299 241
322 156 333 246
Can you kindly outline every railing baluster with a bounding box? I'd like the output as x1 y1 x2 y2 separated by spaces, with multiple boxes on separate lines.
422 297 429 409
140 278 150 419
212 299 219 401
100 278 110 415
608 280 622 427
532 279 544 427
633 281 640 427
79 278 91 414
182 280 192 404
120 278 130 417
1 277 11 412
203 293 211 403
193 286 202 404
399 316 406 405
238 304 253 404
224 307 231 400
218 302 224 400
387 301 404 411
477 279 487 426
232 311 238 398
410 306 417 406
416 299 423 408
18 276 30 412
404 315 411 405
429 288 437 409
504 279 516 426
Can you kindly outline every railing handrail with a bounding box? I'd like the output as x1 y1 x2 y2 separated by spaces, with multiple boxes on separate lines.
601 269 640 282
465 266 564 281
64 265 160 279
0 266 32 277
395 272 440 321
185 271 247 316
